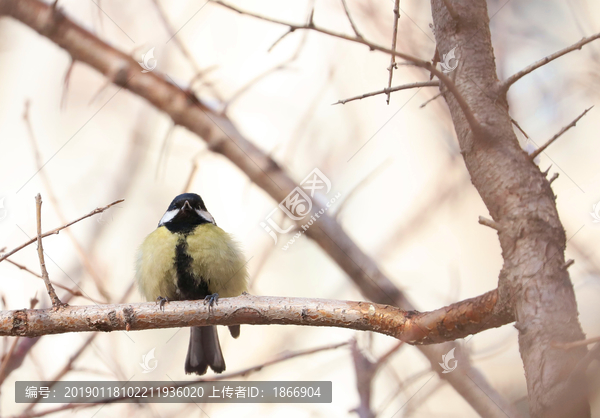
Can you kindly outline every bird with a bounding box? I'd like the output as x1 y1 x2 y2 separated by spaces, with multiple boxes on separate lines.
135 193 248 375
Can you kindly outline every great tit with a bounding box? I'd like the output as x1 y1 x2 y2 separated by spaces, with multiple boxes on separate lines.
135 193 248 375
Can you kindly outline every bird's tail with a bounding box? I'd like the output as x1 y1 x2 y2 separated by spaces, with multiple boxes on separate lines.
185 326 225 375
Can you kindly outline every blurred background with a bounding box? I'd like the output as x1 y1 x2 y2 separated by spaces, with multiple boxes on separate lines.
0 0 599 416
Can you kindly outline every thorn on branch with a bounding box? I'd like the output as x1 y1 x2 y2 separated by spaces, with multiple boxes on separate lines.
562 259 574 270
549 173 559 185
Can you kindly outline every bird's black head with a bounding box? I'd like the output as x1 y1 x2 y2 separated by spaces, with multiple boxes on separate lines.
158 193 216 233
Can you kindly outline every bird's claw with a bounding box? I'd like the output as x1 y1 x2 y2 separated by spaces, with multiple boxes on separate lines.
156 296 169 311
204 293 219 309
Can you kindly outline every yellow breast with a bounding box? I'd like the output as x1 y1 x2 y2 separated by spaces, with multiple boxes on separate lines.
135 224 248 301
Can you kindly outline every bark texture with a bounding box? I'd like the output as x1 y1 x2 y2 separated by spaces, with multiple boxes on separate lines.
430 1 589 416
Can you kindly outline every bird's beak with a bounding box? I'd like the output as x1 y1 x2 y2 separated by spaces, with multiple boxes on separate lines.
182 201 193 212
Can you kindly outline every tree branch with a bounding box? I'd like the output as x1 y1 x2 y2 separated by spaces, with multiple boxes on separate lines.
0 199 123 264
333 81 439 105
529 106 593 161
34 194 63 308
386 0 401 105
501 32 600 93
209 0 483 137
0 292 510 345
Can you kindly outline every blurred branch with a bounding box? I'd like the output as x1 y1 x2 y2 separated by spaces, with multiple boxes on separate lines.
2 257 102 304
500 32 600 93
529 106 593 160
333 81 438 105
23 101 111 301
0 294 506 342
0 199 123 264
340 0 365 40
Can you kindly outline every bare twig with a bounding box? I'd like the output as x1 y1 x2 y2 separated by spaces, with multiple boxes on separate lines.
529 106 593 160
333 81 438 105
0 199 124 264
340 0 365 40
209 0 482 136
386 0 401 105
3 258 101 304
501 32 600 92
34 195 63 308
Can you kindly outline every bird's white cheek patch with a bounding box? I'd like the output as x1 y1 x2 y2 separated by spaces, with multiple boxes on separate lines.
159 209 179 226
196 209 215 224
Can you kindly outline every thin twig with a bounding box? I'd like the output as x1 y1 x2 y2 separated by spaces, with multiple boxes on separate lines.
419 90 444 108
2 258 101 304
386 0 401 105
210 0 482 136
333 81 438 105
0 199 124 264
340 0 364 40
501 32 600 92
34 195 63 308
529 106 593 160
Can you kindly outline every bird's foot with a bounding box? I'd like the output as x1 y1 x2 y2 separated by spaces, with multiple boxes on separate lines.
204 293 219 309
156 296 169 311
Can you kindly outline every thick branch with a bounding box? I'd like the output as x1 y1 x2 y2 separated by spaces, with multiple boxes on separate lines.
0 296 407 338
0 292 510 345
431 1 589 416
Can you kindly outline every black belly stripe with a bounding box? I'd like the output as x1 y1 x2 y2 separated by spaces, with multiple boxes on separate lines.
174 237 209 300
